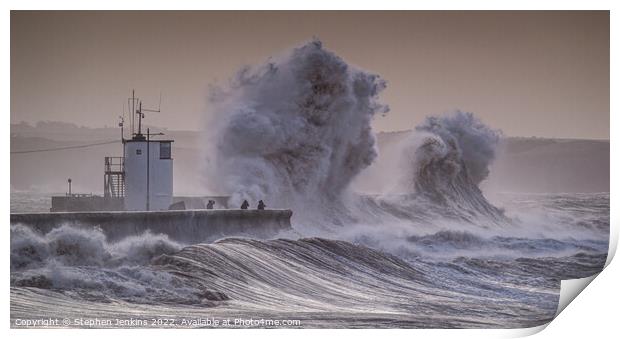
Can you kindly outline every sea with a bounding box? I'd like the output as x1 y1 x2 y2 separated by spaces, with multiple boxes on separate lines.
10 191 609 328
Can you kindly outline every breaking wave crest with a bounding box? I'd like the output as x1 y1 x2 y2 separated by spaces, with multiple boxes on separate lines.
9 224 214 304
11 224 182 270
346 111 507 232
207 39 388 217
206 40 506 232
408 112 506 221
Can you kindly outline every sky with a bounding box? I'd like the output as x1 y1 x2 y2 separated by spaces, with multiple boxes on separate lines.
11 11 609 139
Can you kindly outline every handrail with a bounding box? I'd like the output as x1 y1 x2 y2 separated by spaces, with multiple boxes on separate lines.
104 156 124 173
66 193 93 198
104 156 125 198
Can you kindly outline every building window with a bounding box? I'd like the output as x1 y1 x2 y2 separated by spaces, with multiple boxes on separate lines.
136 149 142 155
160 142 171 159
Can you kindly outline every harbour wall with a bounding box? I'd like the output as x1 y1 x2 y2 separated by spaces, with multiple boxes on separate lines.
10 209 293 243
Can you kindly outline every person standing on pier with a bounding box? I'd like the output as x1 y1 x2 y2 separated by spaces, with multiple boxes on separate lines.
206 200 215 209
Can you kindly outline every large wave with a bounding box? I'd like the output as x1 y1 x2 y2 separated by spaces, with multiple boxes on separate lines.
402 111 507 223
206 39 509 232
206 39 388 216
9 224 214 304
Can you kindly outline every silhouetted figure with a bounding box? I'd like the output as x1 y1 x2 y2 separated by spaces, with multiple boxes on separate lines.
257 200 266 210
206 200 215 209
240 200 249 209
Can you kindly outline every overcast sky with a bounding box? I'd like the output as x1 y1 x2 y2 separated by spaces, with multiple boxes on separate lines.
11 11 609 139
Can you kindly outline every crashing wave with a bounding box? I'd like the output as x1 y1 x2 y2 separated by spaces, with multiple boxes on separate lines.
404 111 507 222
207 39 388 215
206 40 506 227
9 224 216 304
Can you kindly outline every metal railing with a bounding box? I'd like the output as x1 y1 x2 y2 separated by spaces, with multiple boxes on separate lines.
104 157 125 198
65 193 93 198
105 157 124 173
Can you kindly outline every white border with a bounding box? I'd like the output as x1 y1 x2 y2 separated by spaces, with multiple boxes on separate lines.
4 2 616 339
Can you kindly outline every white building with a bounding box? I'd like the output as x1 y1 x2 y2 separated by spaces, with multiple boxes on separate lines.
123 136 173 211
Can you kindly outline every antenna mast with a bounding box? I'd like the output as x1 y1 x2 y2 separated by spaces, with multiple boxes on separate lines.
137 101 144 136
126 89 162 140
135 92 162 138
131 90 135 136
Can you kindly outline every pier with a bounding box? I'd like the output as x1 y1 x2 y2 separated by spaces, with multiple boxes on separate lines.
10 209 293 243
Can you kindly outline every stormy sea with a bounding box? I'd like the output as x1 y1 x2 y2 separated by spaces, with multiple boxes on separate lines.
10 40 609 328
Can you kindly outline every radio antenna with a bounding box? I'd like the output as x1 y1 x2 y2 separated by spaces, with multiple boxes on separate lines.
120 100 126 141
141 95 162 113
134 91 162 138
158 91 162 112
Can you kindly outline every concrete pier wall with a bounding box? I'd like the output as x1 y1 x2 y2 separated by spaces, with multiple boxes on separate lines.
10 209 293 243
51 196 124 212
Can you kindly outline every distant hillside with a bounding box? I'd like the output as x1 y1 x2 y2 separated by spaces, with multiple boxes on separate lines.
11 122 207 194
485 136 609 193
10 123 609 195
358 131 610 194
11 121 203 144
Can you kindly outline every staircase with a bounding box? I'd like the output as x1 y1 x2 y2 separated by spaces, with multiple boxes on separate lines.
104 157 125 198
108 173 125 197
